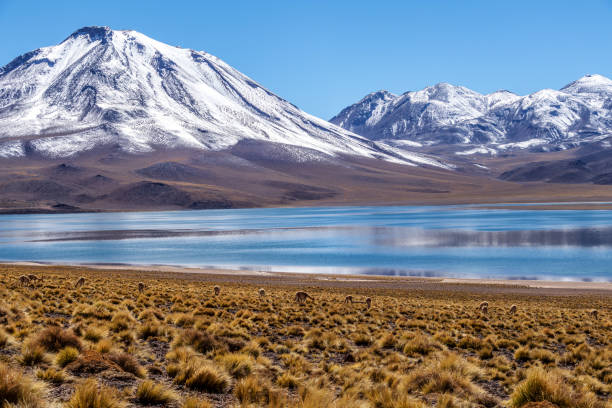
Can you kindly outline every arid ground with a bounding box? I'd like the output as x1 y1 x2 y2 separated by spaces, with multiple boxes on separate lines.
0 263 610 407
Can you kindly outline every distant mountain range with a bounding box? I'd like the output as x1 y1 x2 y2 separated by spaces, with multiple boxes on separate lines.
331 75 612 155
1 27 611 213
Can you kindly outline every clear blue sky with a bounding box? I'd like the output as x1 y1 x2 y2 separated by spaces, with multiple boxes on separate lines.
1 0 611 119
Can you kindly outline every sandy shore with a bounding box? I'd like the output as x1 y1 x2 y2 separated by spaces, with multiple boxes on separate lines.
5 261 612 297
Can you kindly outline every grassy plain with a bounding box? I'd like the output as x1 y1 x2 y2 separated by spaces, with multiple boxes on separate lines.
0 264 610 407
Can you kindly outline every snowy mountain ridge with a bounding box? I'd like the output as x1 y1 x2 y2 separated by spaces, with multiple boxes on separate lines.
331 74 612 154
0 26 447 167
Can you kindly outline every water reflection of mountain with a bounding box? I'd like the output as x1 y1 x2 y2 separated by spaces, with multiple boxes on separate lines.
25 225 612 248
374 226 612 248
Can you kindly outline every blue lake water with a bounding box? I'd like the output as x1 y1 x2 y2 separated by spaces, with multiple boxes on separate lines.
1 205 612 281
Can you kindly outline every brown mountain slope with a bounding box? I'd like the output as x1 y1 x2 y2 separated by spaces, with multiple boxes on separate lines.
2 141 612 214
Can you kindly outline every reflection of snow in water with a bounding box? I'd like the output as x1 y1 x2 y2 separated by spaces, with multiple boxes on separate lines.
1 205 612 281
372 226 612 248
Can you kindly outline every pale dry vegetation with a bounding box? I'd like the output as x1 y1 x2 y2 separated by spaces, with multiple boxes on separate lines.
0 264 610 407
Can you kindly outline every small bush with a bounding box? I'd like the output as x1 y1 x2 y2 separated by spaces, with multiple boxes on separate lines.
170 359 230 393
83 326 105 343
367 385 428 408
182 397 212 408
277 372 299 389
107 352 145 377
0 362 46 406
403 335 438 356
352 332 373 347
36 367 67 384
379 333 396 349
166 346 196 363
515 346 532 362
235 375 284 405
20 342 47 366
175 329 218 354
116 330 135 346
240 341 261 357
402 353 481 397
66 379 125 408
216 353 254 379
135 380 177 405
174 313 196 328
138 323 162 340
33 326 81 352
509 368 574 408
95 338 113 354
66 350 122 375
56 346 79 367
186 365 230 393
110 311 134 332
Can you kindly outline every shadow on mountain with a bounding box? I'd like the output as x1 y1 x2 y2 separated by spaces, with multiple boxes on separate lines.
0 179 73 199
500 148 612 184
135 161 212 182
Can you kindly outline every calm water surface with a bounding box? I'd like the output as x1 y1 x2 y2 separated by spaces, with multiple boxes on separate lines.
1 205 612 281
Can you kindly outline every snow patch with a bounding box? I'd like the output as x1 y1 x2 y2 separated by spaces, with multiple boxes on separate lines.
455 146 498 156
0 141 25 158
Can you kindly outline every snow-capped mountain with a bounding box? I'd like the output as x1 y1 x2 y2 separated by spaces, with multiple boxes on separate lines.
331 74 612 154
0 26 419 163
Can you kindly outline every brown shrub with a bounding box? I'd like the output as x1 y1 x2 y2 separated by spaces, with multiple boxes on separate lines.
66 350 122 375
107 352 145 377
32 326 81 352
175 329 219 354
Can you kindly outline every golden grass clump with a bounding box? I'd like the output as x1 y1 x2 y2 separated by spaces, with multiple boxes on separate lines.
216 352 254 379
20 342 48 366
169 358 231 393
137 322 163 340
0 264 609 407
402 352 483 397
234 375 286 406
83 326 105 343
36 367 67 384
135 380 177 405
276 371 300 389
109 311 134 332
509 367 606 408
66 379 124 408
56 346 79 367
182 397 213 408
0 362 46 406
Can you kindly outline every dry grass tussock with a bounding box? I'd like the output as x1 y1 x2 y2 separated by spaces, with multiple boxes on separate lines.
0 263 609 407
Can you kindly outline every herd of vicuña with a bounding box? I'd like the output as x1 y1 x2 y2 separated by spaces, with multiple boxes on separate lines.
14 276 603 319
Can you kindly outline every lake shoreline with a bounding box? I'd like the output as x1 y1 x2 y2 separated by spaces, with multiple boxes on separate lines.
5 261 612 295
4 200 612 215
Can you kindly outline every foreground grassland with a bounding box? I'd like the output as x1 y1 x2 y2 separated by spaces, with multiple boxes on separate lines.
0 264 610 408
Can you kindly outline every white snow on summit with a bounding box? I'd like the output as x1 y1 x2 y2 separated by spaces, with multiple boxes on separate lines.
0 26 423 164
331 74 612 154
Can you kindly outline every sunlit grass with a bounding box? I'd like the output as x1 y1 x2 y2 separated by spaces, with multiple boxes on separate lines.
0 263 609 407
